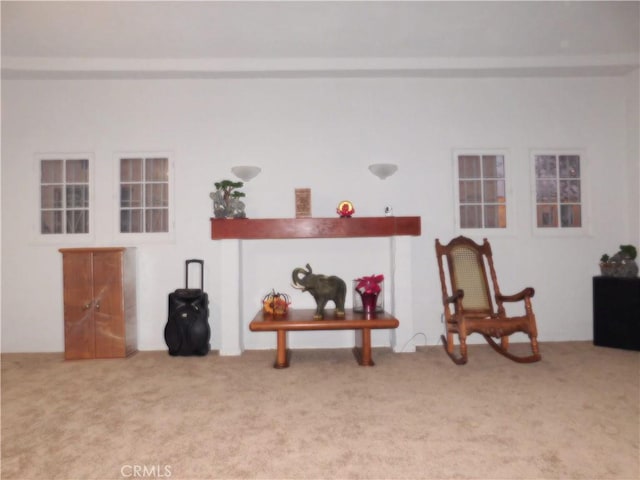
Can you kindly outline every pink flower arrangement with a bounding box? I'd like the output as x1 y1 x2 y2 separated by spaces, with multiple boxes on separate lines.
355 274 384 295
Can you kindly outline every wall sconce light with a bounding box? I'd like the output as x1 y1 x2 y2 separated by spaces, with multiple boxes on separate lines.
368 163 398 180
231 166 261 182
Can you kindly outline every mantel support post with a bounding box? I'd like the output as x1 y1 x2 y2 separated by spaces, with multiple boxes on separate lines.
219 239 244 355
390 236 415 353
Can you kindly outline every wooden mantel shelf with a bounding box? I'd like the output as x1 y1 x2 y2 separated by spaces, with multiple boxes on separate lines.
210 216 421 240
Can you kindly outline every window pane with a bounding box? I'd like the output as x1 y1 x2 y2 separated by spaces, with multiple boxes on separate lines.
145 158 168 181
121 158 143 182
120 210 130 232
536 179 558 202
121 209 144 233
66 210 89 234
483 179 505 203
535 156 557 178
66 185 88 208
146 208 169 232
483 205 506 228
560 180 580 203
66 159 88 183
41 185 63 208
460 205 482 228
121 184 143 208
459 180 481 203
145 183 168 207
41 210 63 234
41 160 63 183
458 156 480 179
482 155 504 178
559 155 580 178
560 205 582 228
537 205 558 228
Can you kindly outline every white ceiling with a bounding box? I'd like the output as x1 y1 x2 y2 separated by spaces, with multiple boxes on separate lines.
2 1 639 78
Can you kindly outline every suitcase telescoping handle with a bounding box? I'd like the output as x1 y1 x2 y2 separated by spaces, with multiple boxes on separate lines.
185 259 204 291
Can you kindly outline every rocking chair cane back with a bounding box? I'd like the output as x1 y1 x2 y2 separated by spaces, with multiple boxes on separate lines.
435 236 541 365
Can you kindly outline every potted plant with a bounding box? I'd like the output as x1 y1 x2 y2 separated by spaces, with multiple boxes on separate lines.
599 245 638 278
210 179 246 218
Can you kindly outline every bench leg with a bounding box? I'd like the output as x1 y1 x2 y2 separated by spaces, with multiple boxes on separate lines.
274 330 290 369
353 328 374 366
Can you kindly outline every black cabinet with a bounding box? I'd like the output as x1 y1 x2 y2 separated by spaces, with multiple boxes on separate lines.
593 276 640 351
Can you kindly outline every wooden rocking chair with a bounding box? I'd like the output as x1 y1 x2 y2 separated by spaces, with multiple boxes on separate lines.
435 236 541 365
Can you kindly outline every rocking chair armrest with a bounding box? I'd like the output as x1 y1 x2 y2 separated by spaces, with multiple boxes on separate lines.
445 289 465 304
496 287 535 303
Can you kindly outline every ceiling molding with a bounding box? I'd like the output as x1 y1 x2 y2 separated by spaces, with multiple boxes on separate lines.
3 1 638 79
3 54 638 80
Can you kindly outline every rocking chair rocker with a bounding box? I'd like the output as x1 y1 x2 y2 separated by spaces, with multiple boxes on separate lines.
435 236 541 365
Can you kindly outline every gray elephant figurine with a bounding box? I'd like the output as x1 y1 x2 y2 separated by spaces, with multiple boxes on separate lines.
291 264 347 319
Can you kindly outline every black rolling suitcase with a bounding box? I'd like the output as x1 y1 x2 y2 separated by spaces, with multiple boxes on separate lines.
164 259 211 356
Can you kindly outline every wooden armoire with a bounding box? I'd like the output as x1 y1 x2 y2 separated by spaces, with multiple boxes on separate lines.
59 247 137 359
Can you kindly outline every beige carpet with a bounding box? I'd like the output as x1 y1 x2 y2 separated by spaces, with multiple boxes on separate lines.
1 342 638 480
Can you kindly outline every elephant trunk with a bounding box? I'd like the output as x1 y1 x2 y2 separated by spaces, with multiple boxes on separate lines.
291 267 309 289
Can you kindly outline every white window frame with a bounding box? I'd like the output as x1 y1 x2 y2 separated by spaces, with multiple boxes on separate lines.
530 149 590 237
114 152 175 244
34 153 94 244
453 149 515 236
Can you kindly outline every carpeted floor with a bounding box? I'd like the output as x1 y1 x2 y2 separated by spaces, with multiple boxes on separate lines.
1 342 639 480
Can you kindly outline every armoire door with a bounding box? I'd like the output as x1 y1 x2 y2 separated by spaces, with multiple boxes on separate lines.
63 252 95 360
93 251 126 358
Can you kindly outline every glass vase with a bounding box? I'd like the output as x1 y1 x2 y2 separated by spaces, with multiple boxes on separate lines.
352 279 384 314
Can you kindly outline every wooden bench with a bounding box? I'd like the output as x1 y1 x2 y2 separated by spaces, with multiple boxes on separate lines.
249 308 399 368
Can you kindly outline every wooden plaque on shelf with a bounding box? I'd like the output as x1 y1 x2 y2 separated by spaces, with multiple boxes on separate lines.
295 188 311 218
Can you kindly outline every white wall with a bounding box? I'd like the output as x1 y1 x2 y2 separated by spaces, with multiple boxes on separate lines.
1 73 636 353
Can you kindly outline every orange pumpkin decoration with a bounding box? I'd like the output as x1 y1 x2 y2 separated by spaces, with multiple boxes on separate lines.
262 290 291 315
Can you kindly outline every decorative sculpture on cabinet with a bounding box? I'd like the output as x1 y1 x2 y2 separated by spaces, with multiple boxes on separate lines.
291 264 346 319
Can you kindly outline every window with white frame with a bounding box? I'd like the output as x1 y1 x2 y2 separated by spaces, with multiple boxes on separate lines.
119 156 170 233
533 153 582 229
39 157 90 234
455 153 507 229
